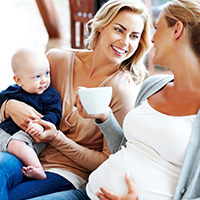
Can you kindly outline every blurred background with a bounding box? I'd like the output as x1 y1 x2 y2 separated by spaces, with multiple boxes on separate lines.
0 0 171 91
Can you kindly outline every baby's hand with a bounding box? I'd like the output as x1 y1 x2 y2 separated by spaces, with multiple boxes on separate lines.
26 121 44 136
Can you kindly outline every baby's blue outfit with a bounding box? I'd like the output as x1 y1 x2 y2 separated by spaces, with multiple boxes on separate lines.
0 84 62 154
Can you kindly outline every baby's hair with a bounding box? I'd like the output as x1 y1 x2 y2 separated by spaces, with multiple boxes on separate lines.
11 47 34 75
11 47 48 76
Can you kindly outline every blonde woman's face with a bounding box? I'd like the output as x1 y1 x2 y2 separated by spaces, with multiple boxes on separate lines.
97 10 144 65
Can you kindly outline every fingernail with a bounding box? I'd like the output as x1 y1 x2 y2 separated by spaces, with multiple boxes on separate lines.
126 171 131 178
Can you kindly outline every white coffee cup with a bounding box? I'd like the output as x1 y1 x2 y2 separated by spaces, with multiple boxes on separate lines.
78 87 112 114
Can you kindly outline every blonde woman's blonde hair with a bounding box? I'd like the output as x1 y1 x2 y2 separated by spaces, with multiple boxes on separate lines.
85 0 152 84
163 0 200 60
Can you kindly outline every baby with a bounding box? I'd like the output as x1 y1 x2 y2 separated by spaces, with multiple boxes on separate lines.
0 47 62 180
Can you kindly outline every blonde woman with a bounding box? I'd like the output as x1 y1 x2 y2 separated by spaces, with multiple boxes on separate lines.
33 0 200 199
0 0 151 199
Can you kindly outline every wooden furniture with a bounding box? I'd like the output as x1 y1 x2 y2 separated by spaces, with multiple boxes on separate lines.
35 0 153 49
35 0 63 38
69 0 94 49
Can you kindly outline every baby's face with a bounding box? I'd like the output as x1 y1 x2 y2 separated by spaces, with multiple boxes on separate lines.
19 58 50 94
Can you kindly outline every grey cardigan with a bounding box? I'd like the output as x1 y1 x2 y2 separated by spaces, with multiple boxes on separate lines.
96 75 200 200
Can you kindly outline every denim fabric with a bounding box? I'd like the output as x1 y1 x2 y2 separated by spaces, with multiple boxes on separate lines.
0 152 24 200
0 152 76 200
9 172 75 200
28 189 91 200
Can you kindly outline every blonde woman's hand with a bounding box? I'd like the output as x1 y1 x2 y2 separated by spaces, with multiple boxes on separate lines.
96 172 139 200
6 100 43 130
76 87 110 122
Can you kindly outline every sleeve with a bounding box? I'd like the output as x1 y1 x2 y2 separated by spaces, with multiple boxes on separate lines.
93 73 138 154
0 85 18 107
95 108 127 154
0 85 19 121
49 130 110 172
41 89 62 126
0 90 6 108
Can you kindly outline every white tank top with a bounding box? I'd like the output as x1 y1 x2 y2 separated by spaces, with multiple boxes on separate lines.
86 100 196 200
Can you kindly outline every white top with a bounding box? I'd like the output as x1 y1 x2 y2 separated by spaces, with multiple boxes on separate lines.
86 100 196 200
45 168 86 189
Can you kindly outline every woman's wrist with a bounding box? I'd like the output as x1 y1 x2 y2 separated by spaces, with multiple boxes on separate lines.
52 130 59 141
